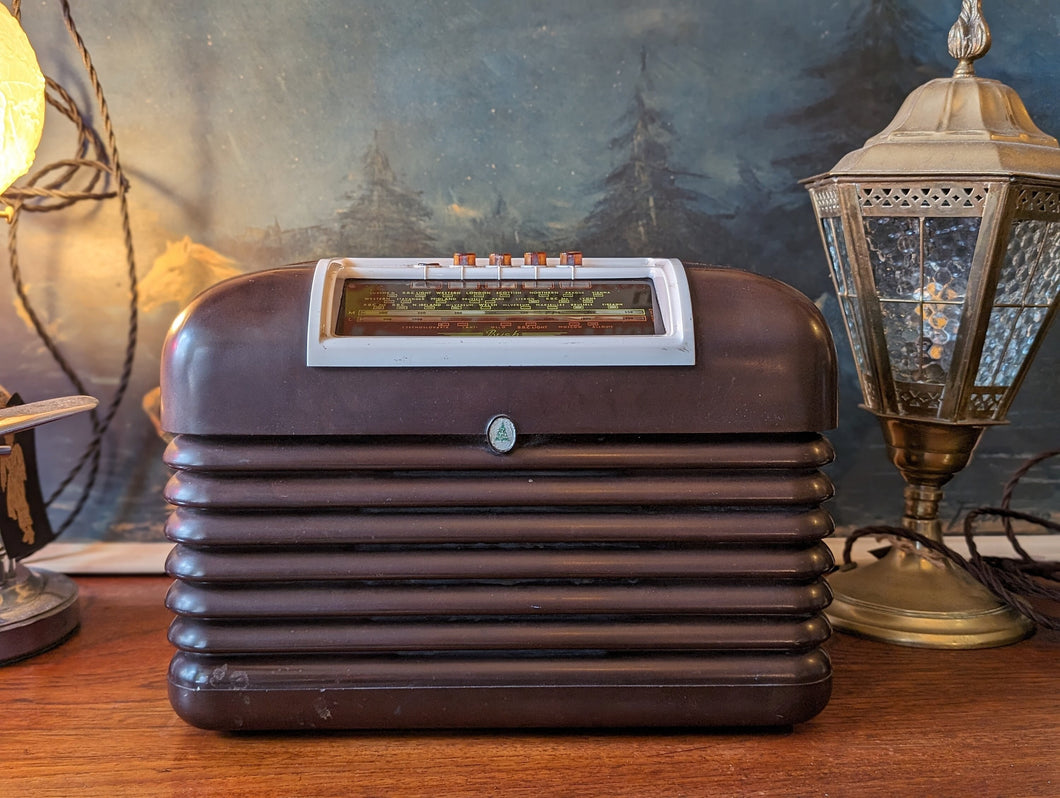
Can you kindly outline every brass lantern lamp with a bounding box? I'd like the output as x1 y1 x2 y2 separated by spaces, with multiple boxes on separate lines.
803 1 1060 647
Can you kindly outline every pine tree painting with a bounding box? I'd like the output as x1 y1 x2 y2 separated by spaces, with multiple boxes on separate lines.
335 132 437 256
578 48 737 264
774 0 947 180
6 0 1056 546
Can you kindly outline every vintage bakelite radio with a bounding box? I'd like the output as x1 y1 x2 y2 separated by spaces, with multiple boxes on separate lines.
160 254 838 730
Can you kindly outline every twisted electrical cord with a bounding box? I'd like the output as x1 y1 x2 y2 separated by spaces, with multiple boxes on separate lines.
843 450 1060 631
4 0 138 536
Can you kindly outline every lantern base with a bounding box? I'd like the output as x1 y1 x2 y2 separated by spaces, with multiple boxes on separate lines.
825 546 1034 649
0 563 80 664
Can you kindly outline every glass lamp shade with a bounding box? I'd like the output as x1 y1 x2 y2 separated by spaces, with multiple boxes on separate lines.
801 10 1060 647
0 3 45 197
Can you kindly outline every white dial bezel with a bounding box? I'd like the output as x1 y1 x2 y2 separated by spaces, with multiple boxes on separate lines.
306 256 695 368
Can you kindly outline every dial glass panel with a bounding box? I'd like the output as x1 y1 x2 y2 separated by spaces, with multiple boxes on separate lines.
335 279 661 336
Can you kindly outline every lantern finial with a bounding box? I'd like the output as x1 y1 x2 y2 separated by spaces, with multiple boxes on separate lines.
948 0 991 78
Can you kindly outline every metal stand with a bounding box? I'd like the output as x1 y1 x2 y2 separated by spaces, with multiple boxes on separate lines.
0 395 97 665
0 555 80 664
826 545 1033 648
824 417 1034 648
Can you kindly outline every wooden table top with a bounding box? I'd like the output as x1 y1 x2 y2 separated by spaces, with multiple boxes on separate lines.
2 575 1057 797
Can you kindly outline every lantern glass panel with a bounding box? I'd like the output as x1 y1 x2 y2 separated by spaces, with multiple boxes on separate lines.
865 215 979 385
993 219 1060 303
976 219 1060 387
821 215 873 393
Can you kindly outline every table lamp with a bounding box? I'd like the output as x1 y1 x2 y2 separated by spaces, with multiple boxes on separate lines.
0 5 98 663
803 0 1060 647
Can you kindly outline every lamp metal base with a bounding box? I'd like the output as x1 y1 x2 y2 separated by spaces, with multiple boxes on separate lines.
0 563 80 664
825 546 1034 649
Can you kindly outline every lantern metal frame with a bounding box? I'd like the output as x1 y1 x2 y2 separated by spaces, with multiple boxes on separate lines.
802 1 1060 647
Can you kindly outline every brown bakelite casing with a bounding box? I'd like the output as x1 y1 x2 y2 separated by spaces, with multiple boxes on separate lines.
161 262 838 730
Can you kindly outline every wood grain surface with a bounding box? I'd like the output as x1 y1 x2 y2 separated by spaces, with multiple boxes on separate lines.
2 576 1057 797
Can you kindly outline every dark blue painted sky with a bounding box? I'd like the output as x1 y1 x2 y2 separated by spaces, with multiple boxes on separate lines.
19 0 1060 242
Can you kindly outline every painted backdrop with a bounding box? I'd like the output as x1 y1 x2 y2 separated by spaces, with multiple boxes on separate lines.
1 0 1058 545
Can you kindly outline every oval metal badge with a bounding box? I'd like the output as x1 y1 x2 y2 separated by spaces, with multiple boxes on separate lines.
486 415 517 454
